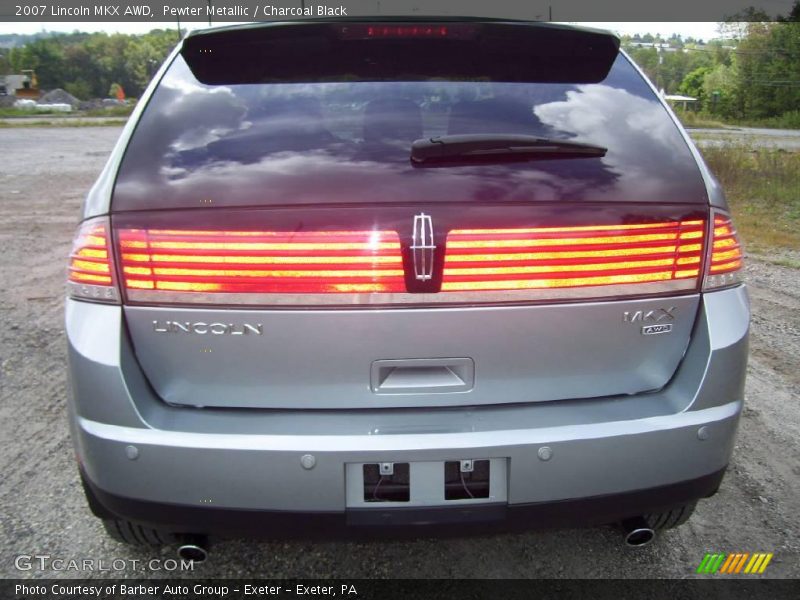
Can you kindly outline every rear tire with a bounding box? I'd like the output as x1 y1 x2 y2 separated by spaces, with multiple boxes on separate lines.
644 502 696 530
101 518 175 547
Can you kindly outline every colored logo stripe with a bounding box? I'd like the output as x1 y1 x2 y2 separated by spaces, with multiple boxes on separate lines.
745 553 773 574
697 553 726 573
697 553 773 574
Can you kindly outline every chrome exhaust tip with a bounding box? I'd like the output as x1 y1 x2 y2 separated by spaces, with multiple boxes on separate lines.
621 517 655 547
177 538 209 562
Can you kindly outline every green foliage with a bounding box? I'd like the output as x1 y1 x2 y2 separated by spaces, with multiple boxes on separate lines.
84 105 134 117
673 110 728 129
0 52 11 76
736 110 800 129
108 82 123 98
7 29 176 99
0 118 127 128
624 42 714 93
678 67 712 103
64 80 92 100
9 37 65 89
704 62 742 118
733 21 800 121
5 8 799 124
698 144 800 249
624 4 800 125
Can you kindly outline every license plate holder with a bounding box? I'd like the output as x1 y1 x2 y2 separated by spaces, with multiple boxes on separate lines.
345 458 507 508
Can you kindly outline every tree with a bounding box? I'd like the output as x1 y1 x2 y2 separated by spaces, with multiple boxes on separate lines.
778 0 800 21
9 37 66 89
0 51 10 76
679 66 712 105
5 29 178 98
704 63 742 118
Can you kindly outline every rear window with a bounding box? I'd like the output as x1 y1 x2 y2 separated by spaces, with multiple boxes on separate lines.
112 23 707 211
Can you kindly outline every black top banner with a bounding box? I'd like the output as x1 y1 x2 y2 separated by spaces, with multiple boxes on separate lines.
0 0 799 22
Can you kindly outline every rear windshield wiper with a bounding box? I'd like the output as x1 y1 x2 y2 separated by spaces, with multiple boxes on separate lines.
410 134 607 167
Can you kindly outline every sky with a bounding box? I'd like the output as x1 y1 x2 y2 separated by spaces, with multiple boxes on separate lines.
0 21 723 41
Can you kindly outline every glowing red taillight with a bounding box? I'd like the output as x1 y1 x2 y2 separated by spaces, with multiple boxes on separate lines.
117 229 405 299
368 25 448 38
67 217 119 303
703 213 744 290
110 216 742 305
442 220 706 293
337 23 476 40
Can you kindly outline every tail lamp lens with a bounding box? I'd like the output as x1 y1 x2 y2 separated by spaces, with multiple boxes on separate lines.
67 217 119 303
443 220 706 292
337 24 477 40
703 213 744 290
117 229 405 297
107 215 743 305
366 25 449 38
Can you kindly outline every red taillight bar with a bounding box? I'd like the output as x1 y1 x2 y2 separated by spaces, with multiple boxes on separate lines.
337 23 477 40
67 217 119 303
118 229 405 295
114 218 723 305
708 216 743 274
442 220 705 292
704 213 744 290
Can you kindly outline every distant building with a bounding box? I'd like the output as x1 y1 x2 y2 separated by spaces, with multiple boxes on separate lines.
2 74 29 96
625 41 679 52
664 94 698 111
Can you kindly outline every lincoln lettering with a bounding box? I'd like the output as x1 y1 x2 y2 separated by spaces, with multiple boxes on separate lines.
152 321 263 335
49 6 90 16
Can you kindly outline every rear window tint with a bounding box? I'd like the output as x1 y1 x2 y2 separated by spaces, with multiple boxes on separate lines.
113 39 707 211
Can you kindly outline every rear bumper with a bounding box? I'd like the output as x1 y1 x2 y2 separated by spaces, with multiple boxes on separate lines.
67 285 749 532
82 467 726 537
75 399 740 514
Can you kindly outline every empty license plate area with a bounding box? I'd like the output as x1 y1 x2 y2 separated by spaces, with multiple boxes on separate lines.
345 459 507 508
444 459 490 500
363 463 411 502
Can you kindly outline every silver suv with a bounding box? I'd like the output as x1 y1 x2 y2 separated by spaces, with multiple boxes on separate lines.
66 20 748 556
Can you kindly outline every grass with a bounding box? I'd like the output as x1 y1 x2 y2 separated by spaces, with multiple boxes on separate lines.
699 145 800 251
761 257 800 269
83 105 135 117
0 107 62 117
731 110 800 130
674 111 731 129
0 119 127 128
675 109 800 131
0 104 134 118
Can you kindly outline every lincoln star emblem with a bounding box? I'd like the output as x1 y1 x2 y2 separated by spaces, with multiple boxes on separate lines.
411 213 436 281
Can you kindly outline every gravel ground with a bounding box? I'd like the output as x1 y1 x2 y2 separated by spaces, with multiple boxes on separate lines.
0 127 798 579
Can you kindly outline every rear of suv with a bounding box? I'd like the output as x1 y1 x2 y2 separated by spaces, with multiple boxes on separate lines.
66 20 748 551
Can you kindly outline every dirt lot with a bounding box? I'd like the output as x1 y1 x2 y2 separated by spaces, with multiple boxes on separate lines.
0 127 798 579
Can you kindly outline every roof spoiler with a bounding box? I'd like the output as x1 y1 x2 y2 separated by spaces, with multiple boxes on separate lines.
182 20 620 85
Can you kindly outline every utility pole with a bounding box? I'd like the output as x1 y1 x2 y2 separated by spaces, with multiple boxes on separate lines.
207 0 212 26
656 45 663 92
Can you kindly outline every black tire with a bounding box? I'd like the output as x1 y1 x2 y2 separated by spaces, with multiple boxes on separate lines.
644 502 697 530
101 518 175 547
